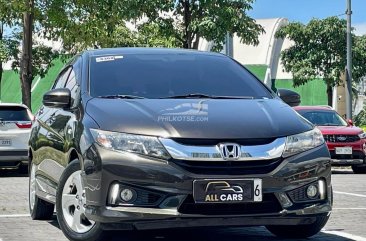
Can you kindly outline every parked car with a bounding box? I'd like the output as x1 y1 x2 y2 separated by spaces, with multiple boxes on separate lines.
29 48 332 241
0 103 33 173
294 106 366 174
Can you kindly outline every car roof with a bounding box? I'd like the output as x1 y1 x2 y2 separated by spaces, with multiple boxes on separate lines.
0 103 30 109
84 47 225 58
293 106 334 111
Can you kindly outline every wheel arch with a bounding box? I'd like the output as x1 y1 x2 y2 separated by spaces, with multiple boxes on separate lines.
67 148 84 171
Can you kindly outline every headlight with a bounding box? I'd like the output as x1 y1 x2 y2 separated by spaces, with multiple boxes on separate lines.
359 132 366 139
90 129 171 160
283 128 325 157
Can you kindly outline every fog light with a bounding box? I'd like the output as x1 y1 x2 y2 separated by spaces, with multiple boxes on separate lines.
306 185 318 198
120 188 136 202
109 183 120 204
318 179 326 200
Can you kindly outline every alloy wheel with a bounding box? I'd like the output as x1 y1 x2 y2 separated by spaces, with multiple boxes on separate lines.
61 170 95 233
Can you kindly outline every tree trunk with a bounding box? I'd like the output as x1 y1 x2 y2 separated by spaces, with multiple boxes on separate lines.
20 0 34 110
0 62 2 103
182 0 191 49
326 84 333 107
0 23 3 102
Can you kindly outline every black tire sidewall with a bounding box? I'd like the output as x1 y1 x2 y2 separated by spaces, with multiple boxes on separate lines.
56 159 104 241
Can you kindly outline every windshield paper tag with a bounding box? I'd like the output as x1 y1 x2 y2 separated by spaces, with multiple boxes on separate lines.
96 56 123 62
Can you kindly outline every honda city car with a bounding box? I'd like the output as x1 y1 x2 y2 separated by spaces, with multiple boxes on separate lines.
29 48 332 241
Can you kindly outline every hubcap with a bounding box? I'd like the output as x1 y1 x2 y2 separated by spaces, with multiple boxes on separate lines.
29 164 36 211
62 170 95 233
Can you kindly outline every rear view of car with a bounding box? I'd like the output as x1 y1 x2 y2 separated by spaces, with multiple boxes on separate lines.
295 106 366 174
0 103 33 173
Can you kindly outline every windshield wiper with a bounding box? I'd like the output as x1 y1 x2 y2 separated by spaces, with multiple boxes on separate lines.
97 95 145 99
160 93 254 99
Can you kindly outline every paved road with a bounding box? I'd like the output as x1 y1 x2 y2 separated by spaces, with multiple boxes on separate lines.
0 168 365 241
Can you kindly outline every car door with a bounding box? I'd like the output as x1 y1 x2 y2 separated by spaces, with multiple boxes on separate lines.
32 67 72 195
47 64 81 169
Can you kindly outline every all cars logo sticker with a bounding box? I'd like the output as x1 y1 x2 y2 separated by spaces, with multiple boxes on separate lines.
204 181 245 202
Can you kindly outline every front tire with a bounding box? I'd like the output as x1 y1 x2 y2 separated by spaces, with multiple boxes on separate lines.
266 215 329 238
352 165 366 174
29 163 54 220
56 159 107 241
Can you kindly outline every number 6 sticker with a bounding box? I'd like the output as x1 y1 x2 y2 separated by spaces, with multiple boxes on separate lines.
254 179 262 202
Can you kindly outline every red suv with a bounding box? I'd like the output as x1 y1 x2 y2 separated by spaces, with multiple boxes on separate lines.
294 106 366 174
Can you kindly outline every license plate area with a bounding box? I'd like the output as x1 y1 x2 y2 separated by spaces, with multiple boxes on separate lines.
335 147 352 155
193 179 262 203
0 139 11 146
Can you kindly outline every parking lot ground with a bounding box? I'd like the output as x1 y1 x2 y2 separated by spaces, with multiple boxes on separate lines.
0 168 365 241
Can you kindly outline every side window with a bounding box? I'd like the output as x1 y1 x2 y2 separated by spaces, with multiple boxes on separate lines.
65 69 80 108
52 67 72 89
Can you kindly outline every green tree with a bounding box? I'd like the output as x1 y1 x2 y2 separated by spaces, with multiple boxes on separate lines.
40 0 263 52
125 0 264 50
0 1 23 101
276 17 366 106
0 1 60 109
353 35 366 83
38 0 177 53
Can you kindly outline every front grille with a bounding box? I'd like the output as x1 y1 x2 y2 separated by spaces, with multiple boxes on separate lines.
287 182 320 203
329 150 365 160
324 134 360 143
171 158 282 175
178 193 282 215
134 190 162 206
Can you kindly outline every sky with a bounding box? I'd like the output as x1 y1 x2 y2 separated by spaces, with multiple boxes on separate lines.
249 0 366 35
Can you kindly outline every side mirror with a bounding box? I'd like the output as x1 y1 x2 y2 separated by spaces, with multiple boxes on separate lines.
347 119 353 126
43 88 71 109
277 88 301 107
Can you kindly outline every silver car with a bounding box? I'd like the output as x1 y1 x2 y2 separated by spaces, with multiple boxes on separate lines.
0 103 33 173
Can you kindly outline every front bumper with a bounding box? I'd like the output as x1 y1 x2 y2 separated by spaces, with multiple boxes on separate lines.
331 158 364 165
327 141 366 166
86 203 330 230
82 143 332 229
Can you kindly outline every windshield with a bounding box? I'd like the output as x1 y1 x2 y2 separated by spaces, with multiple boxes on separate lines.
89 53 272 99
297 110 347 126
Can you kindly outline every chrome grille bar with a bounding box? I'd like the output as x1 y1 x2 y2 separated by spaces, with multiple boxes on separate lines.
159 137 286 161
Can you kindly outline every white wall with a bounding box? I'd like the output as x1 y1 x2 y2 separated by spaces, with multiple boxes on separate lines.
232 18 289 69
273 37 293 79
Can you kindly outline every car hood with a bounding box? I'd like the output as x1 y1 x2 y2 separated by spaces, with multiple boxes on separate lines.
85 98 312 139
317 125 363 135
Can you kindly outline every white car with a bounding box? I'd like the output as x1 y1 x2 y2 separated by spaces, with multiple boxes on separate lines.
0 103 33 173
